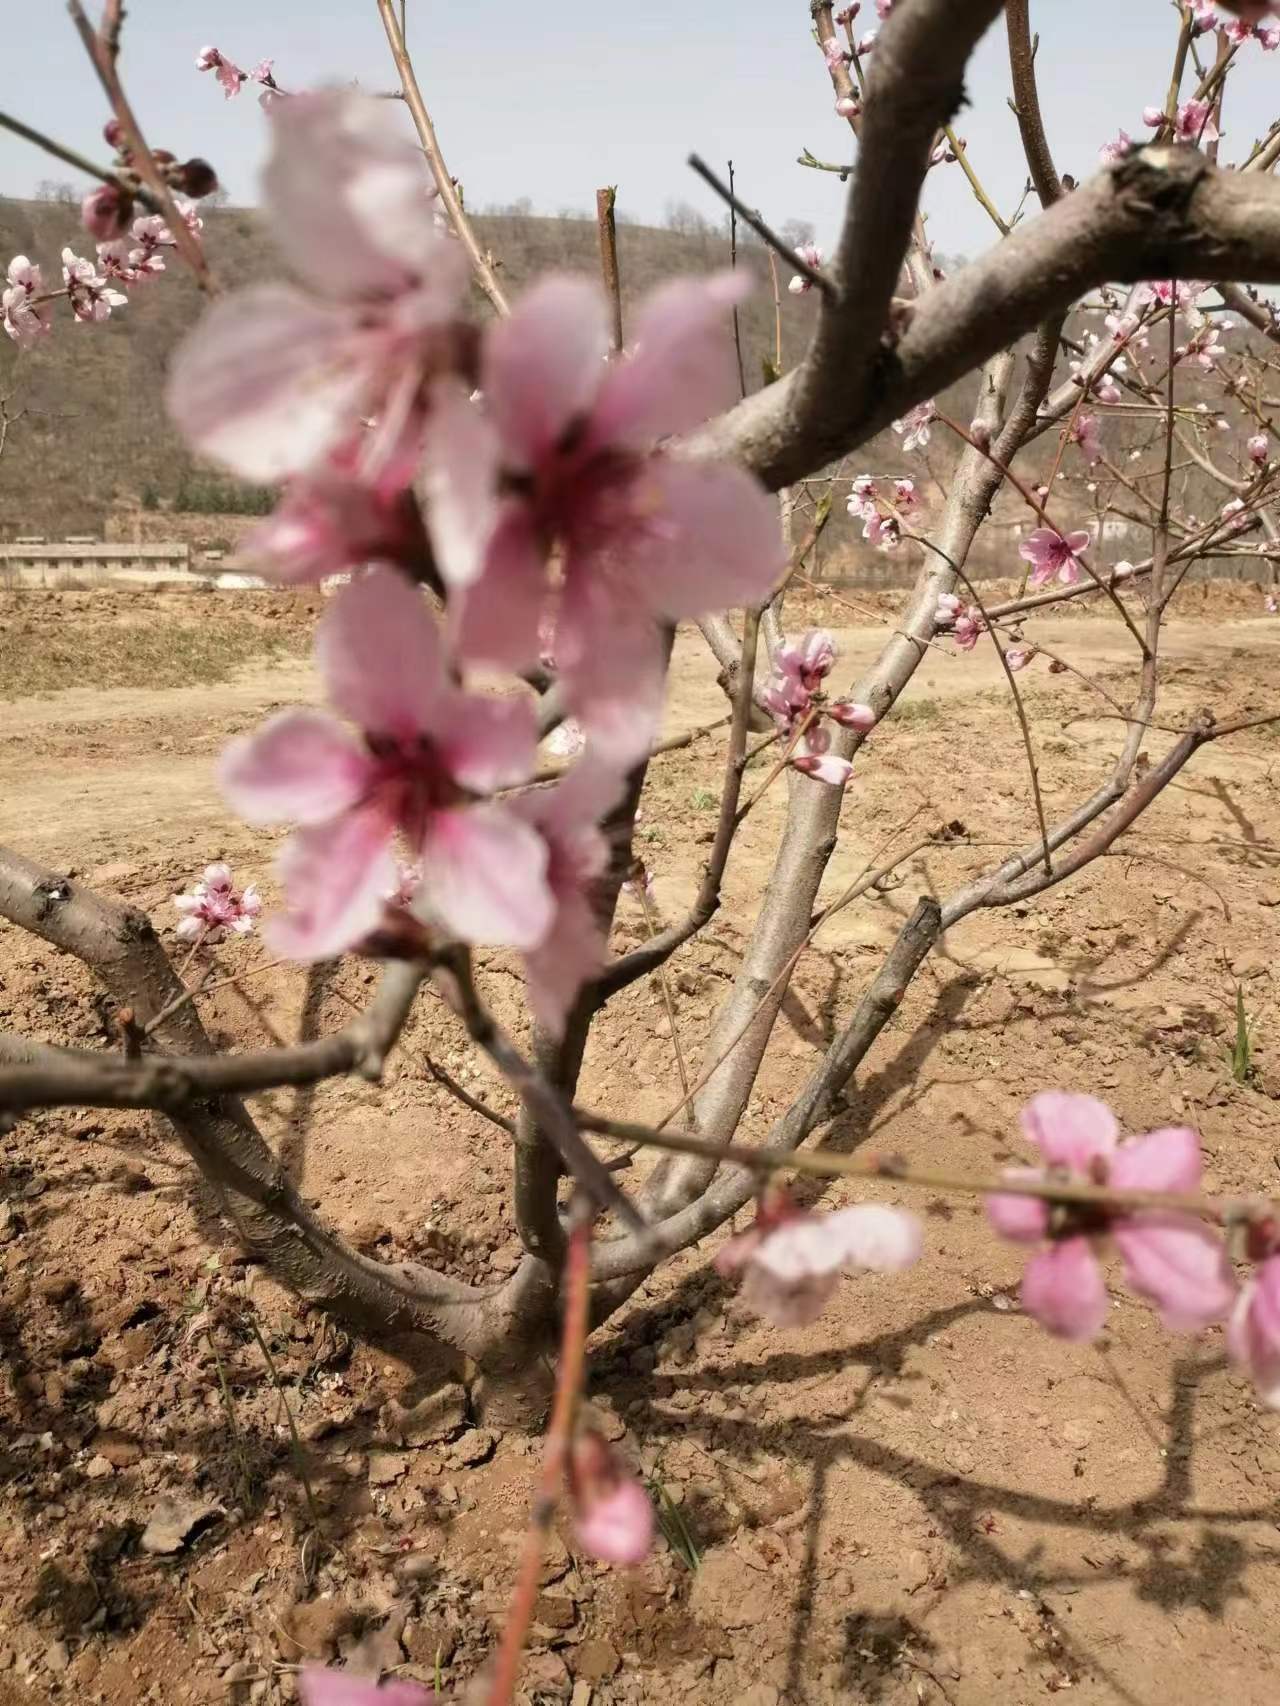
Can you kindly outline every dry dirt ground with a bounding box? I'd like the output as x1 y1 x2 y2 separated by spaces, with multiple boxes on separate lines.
2 584 1280 1706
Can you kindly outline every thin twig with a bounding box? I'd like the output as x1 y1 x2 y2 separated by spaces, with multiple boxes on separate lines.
728 158 747 399
373 0 509 315
595 186 623 353
486 1216 593 1706
0 108 158 206
687 153 836 300
577 1110 1270 1228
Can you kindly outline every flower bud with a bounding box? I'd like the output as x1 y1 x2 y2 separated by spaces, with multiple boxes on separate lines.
835 95 860 119
828 700 877 730
102 117 126 150
569 1433 654 1566
172 157 220 199
80 183 133 241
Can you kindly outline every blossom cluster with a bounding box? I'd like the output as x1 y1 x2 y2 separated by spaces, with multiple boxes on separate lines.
160 91 785 1030
759 630 875 785
173 863 261 944
847 472 919 550
3 117 216 346
196 45 280 103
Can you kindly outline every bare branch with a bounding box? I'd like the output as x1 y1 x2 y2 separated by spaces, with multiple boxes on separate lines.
373 0 509 315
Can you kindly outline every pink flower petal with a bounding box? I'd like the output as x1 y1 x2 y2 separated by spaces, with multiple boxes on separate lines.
1113 1214 1236 1332
418 803 553 948
267 809 398 960
419 379 502 589
573 1475 655 1566
554 574 665 764
218 709 371 827
316 567 443 739
1021 1237 1109 1342
1228 1260 1280 1408
791 752 854 786
264 91 468 306
431 688 537 793
820 1203 924 1271
166 286 370 482
1109 1126 1202 1194
523 886 605 1036
986 1170 1052 1242
1020 1092 1119 1172
484 275 608 466
450 503 547 674
299 1665 433 1706
589 271 748 449
612 459 785 621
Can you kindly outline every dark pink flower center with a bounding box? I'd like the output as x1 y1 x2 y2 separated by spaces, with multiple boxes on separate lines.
364 733 462 840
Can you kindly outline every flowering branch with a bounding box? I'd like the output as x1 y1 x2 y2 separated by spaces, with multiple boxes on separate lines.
66 0 214 292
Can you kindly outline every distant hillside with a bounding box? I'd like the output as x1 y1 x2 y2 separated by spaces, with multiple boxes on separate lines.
2 195 1257 572
0 198 823 536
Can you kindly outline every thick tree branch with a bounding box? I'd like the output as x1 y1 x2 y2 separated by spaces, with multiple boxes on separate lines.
692 149 1280 491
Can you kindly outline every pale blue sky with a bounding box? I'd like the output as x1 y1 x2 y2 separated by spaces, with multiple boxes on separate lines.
2 3 1277 257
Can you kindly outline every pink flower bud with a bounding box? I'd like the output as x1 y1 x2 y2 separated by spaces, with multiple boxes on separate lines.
835 95 860 119
828 699 876 730
969 419 991 450
569 1433 654 1566
103 117 126 150
80 183 133 241
1249 433 1270 464
1142 105 1165 128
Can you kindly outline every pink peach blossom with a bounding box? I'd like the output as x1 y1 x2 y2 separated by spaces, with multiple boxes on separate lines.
717 1193 922 1326
952 605 984 650
986 1093 1236 1342
893 400 935 453
241 462 428 584
1098 130 1134 166
168 90 469 487
299 1668 434 1705
847 476 878 520
788 242 824 295
1228 1255 1280 1408
1070 415 1103 464
80 185 132 241
196 45 247 99
61 248 127 323
1018 527 1091 588
569 1433 654 1565
2 256 52 347
219 567 552 959
423 272 784 760
1248 433 1270 464
509 759 624 1034
760 630 836 733
174 862 261 944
